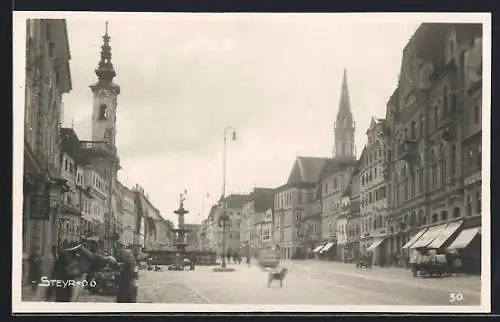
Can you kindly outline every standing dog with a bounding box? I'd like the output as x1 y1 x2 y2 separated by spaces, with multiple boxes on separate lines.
267 267 288 288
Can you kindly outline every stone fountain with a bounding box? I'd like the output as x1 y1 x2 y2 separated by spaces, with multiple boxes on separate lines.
172 191 191 269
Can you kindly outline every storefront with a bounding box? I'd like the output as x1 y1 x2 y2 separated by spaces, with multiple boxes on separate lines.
402 216 481 274
316 241 336 260
366 238 387 266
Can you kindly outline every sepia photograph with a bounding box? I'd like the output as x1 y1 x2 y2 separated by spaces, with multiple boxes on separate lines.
12 11 490 313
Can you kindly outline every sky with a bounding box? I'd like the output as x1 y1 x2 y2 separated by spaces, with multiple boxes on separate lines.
59 13 423 226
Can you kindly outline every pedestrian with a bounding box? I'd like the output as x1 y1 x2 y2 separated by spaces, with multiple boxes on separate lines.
53 247 75 302
114 243 138 303
190 253 196 271
28 248 42 295
45 246 58 301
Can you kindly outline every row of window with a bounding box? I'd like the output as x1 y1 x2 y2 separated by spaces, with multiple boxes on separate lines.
361 185 387 206
323 175 345 196
362 146 384 167
92 173 107 192
397 100 480 146
274 190 305 209
361 165 383 186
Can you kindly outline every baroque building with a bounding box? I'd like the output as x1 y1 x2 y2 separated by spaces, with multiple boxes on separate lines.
384 23 482 270
358 118 390 265
79 23 122 253
23 19 72 274
275 156 329 259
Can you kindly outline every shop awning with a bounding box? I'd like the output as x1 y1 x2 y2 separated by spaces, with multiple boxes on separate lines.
312 244 326 253
447 227 481 251
410 223 447 249
320 242 335 253
366 238 385 252
402 228 428 249
427 221 463 249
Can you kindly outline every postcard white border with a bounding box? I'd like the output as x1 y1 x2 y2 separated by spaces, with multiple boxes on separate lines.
12 11 491 313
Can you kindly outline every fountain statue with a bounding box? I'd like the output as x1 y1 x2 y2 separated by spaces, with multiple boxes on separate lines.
171 190 192 269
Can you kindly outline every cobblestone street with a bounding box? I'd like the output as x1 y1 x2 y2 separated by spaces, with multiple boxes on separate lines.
21 261 482 306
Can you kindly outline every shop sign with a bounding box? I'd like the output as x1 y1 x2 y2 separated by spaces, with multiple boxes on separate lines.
30 194 50 220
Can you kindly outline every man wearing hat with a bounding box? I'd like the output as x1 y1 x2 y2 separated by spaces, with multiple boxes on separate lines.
114 242 138 303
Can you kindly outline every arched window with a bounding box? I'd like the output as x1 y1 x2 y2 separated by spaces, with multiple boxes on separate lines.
443 87 448 118
453 207 461 218
441 211 448 221
410 120 416 140
432 213 438 223
451 145 456 176
378 215 383 229
410 212 417 228
419 113 424 138
99 104 107 120
418 210 425 226
342 142 346 155
440 144 447 187
434 106 439 130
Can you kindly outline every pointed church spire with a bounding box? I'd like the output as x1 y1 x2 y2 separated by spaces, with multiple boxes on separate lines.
333 68 356 160
95 21 116 83
338 68 352 116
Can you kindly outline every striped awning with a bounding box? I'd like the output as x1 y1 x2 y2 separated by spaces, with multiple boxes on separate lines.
428 221 463 249
320 242 335 253
366 238 385 252
410 224 447 249
402 228 427 249
447 227 481 251
312 243 326 253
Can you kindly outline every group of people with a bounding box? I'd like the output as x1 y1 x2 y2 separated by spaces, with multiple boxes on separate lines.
25 239 138 303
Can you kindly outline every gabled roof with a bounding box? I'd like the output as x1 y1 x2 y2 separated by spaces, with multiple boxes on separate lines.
399 23 482 88
251 187 274 213
319 157 358 181
224 194 250 209
287 156 331 185
207 205 217 221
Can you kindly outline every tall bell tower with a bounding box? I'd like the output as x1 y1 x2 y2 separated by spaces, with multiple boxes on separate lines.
334 68 356 160
90 21 120 147
84 22 121 253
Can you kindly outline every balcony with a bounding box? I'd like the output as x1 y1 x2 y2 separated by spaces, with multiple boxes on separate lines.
80 141 119 162
60 202 81 216
396 140 418 163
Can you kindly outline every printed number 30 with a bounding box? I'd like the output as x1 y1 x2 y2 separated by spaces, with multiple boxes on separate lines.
449 292 464 303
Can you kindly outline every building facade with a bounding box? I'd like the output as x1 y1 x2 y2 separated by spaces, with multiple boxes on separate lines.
133 185 168 250
275 157 328 259
184 223 202 251
215 194 248 257
320 160 357 260
23 19 72 272
120 183 137 246
58 128 84 244
240 188 274 255
358 118 390 265
384 23 482 269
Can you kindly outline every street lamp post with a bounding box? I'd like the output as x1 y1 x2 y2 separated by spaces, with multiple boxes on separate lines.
222 126 237 198
218 126 236 270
